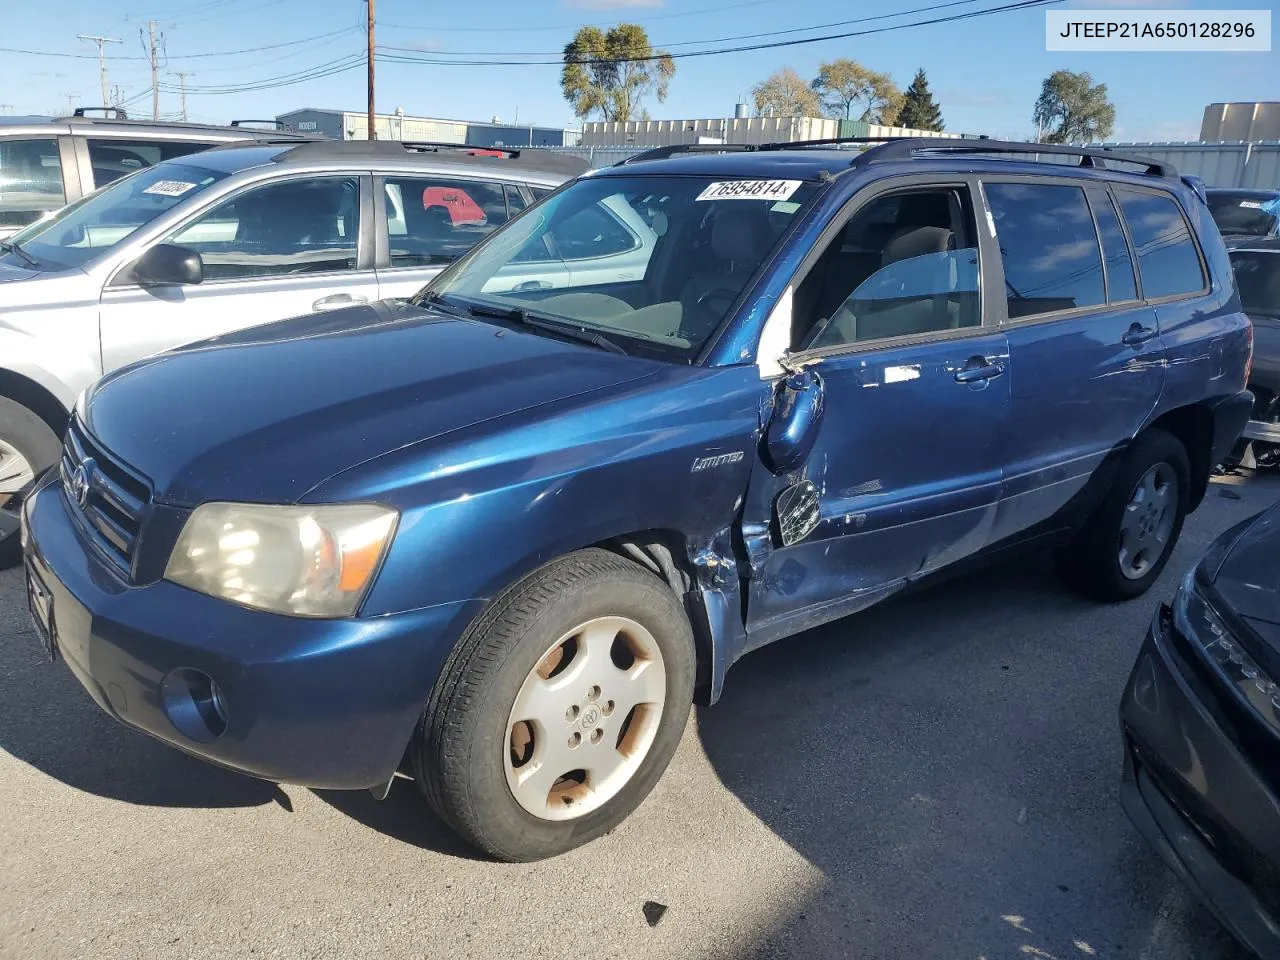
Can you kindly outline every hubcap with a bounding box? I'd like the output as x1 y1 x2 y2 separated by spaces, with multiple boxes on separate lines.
504 616 666 821
1118 462 1177 580
0 437 35 507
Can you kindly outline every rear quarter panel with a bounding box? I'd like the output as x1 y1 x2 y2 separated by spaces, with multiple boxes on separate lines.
1148 190 1251 415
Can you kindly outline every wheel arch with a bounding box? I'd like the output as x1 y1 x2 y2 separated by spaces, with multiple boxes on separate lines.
1145 403 1214 509
0 368 71 439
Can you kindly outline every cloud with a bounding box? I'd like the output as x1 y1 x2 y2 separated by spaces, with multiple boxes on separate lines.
562 0 663 8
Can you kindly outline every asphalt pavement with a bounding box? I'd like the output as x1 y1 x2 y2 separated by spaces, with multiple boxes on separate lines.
2 472 1276 960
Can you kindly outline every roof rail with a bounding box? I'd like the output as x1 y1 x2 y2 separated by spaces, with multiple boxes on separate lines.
616 143 758 165
71 106 128 120
231 119 290 130
857 138 1178 179
272 139 589 176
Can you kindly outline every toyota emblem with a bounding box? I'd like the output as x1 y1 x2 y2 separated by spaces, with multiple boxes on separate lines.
68 459 94 507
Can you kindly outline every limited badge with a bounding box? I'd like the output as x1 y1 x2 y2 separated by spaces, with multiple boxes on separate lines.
775 481 820 546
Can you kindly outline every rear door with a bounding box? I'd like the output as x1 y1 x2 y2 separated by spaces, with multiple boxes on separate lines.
979 178 1165 543
373 174 555 300
99 172 378 371
738 177 1011 648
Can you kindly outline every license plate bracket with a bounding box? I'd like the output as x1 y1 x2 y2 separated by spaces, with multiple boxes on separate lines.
25 563 56 661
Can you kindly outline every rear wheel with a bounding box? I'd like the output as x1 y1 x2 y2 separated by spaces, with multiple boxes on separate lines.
1059 428 1189 602
412 548 695 862
0 397 61 568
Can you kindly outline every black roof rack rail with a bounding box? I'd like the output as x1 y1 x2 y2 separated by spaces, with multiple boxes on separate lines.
231 119 290 130
272 139 588 176
857 137 1178 179
71 106 128 120
616 143 758 165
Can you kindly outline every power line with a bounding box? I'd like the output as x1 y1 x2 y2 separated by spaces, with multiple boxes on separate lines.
381 0 786 34
170 70 193 121
0 26 359 62
377 0 1064 67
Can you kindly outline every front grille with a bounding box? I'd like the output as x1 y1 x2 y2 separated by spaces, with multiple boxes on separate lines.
60 418 151 573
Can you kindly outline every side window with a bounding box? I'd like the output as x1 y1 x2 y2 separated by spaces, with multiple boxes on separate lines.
512 203 639 264
167 176 360 281
0 138 65 227
985 182 1104 319
505 185 528 216
87 138 215 189
797 187 981 350
1114 188 1205 299
529 186 552 202
383 176 509 268
1088 188 1139 302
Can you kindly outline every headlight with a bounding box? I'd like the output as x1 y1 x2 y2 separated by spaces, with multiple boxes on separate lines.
1173 565 1280 734
164 502 398 618
73 388 88 421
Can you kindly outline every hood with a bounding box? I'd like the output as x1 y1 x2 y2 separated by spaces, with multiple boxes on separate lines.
0 259 43 284
83 300 660 505
1211 501 1280 627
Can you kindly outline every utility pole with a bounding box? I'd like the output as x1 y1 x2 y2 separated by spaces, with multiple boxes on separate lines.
77 34 122 110
171 71 192 122
141 20 164 120
366 0 376 139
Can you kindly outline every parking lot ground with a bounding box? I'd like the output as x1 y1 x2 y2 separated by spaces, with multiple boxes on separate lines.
2 473 1276 960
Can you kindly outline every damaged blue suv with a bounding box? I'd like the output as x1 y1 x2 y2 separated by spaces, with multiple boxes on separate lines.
21 138 1253 861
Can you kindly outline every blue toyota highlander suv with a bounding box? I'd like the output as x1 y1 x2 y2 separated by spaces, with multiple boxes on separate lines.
21 138 1253 861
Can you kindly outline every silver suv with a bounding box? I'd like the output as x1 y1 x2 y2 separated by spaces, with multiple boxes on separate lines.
0 139 584 558
0 110 312 239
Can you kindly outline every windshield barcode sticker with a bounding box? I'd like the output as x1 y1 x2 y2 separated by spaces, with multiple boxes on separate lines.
142 180 198 197
695 180 802 202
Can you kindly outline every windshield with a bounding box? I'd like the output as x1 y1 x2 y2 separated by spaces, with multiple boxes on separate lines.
416 174 821 360
1231 250 1280 320
1208 193 1280 238
4 161 229 270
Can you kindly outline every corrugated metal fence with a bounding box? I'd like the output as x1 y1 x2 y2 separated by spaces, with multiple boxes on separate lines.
1093 141 1280 189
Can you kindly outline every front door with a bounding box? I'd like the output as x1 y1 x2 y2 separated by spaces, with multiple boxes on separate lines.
979 179 1166 542
100 173 378 372
739 180 1011 648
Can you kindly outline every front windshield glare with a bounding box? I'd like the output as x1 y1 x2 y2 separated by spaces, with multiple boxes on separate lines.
421 174 819 357
7 162 229 270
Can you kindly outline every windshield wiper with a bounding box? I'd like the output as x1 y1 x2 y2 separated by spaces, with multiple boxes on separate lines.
418 291 473 319
460 300 628 356
0 239 39 269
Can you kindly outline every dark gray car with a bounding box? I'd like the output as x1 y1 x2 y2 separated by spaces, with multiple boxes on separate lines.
1120 500 1280 957
1229 237 1280 468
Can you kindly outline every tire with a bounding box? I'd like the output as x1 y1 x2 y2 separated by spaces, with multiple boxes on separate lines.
0 397 62 569
412 547 696 862
1059 428 1190 603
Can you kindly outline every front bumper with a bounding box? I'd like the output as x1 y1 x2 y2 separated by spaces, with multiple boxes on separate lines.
1120 607 1280 956
22 478 482 790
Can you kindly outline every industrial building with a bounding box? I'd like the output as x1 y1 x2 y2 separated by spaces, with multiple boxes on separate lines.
274 108 580 147
1201 102 1280 142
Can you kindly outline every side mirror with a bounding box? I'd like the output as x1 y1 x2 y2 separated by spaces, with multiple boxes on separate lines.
133 243 203 286
763 369 825 474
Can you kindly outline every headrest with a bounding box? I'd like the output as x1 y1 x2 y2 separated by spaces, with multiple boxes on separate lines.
710 205 773 264
882 226 954 267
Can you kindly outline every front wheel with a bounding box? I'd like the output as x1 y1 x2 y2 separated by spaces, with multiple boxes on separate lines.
1059 428 1190 603
412 548 695 862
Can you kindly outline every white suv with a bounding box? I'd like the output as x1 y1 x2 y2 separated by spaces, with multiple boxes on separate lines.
0 139 584 558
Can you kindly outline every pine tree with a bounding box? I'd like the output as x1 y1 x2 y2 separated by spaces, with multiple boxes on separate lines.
897 68 944 132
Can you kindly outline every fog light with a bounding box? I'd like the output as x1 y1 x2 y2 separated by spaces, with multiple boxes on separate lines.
160 668 229 743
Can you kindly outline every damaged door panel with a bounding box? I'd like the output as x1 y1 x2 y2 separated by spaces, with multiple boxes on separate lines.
739 336 1012 651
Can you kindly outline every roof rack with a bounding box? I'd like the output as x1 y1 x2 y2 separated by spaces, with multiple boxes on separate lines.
272 139 589 176
616 143 757 165
231 119 291 130
72 106 128 120
857 138 1178 179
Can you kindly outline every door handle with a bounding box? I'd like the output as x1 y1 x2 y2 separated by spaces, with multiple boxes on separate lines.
512 280 552 292
1122 323 1157 346
312 293 369 311
954 357 1005 384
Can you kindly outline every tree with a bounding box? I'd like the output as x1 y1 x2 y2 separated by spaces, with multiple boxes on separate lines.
751 67 821 118
561 24 675 123
810 59 901 123
1033 69 1116 144
896 68 944 132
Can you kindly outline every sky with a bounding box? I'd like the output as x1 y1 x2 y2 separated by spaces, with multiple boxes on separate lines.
4 0 1276 142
